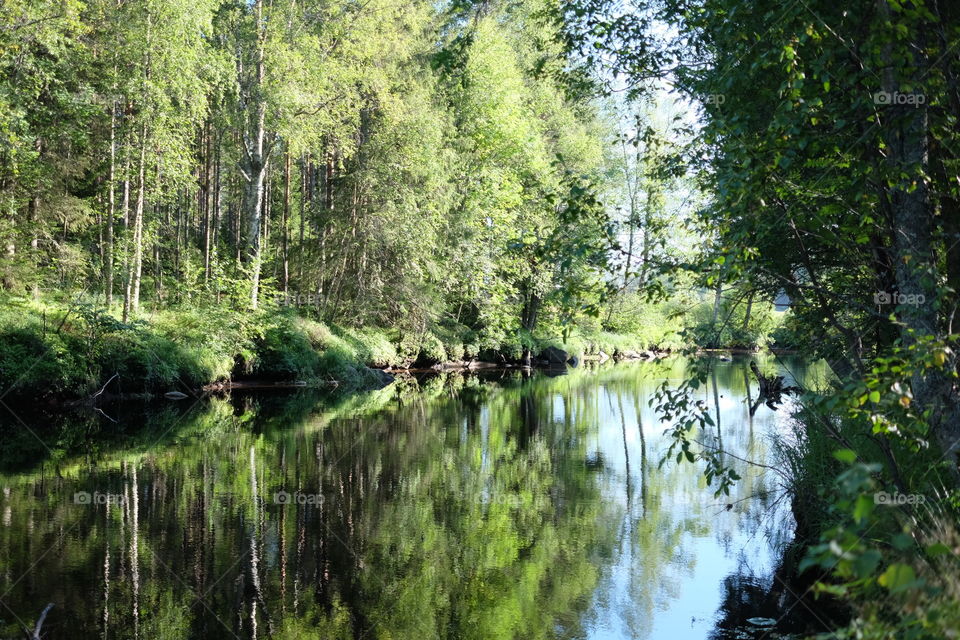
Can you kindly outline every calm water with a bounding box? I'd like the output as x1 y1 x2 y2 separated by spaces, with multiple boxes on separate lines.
0 356 830 639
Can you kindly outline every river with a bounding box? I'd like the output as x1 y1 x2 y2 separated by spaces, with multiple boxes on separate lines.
0 355 830 639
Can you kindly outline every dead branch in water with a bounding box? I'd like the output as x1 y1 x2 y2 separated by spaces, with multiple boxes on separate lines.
21 602 54 640
749 361 802 415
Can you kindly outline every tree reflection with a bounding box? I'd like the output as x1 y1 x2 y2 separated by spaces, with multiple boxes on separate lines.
0 358 825 639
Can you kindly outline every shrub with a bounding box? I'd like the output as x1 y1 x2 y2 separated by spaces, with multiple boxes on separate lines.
254 320 323 379
0 327 87 396
445 342 465 362
338 327 399 368
417 333 447 365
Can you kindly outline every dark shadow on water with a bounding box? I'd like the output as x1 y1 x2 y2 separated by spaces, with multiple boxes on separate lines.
709 557 847 639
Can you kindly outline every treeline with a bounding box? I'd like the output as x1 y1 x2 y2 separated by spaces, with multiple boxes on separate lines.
0 0 630 357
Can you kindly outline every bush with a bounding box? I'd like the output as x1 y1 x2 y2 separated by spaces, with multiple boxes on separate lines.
445 342 465 362
686 294 783 350
0 327 88 396
347 328 399 367
416 333 447 365
292 318 399 385
254 320 323 379
769 310 803 349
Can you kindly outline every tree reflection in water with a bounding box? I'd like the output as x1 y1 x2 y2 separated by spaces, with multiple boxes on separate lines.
0 356 829 639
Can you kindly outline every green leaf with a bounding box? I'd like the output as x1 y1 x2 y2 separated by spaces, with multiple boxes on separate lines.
852 494 874 523
798 555 820 573
853 549 881 578
925 543 952 557
877 563 916 593
833 449 857 464
891 533 913 551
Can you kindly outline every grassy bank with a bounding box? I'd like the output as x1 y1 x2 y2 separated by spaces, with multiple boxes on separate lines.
0 295 397 400
0 294 684 402
0 285 800 403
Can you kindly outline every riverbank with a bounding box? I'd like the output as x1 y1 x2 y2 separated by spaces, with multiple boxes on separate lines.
0 295 672 404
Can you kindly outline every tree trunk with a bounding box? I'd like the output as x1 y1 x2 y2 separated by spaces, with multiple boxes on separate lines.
878 4 958 466
710 279 722 347
120 148 131 316
282 149 290 294
742 289 754 332
243 156 266 309
241 0 268 310
212 139 221 268
203 121 212 285
123 10 151 322
298 153 307 286
105 101 116 307
123 128 147 322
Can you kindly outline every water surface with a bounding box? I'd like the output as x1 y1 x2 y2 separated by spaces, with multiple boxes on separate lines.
0 356 829 639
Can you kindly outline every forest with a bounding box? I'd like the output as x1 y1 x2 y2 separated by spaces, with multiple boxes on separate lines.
1 0 959 638
0 0 700 397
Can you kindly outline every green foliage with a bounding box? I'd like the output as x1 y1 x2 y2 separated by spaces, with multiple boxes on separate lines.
0 0 651 370
255 318 323 379
0 326 87 395
650 365 742 497
686 295 783 350
0 296 410 397
417 332 447 365
564 0 960 632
